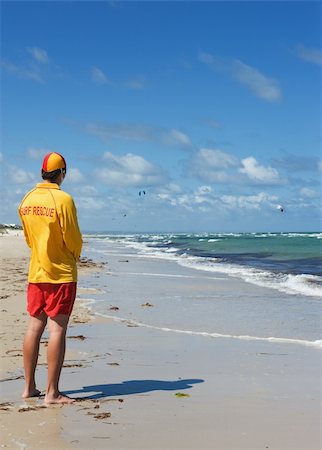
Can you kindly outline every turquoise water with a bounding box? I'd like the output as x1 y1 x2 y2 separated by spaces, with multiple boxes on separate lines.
85 232 322 297
79 232 322 348
140 232 322 274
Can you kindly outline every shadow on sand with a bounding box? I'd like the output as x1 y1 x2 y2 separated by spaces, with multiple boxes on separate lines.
64 378 204 400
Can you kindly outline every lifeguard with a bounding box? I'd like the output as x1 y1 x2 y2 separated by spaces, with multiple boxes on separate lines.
18 152 82 404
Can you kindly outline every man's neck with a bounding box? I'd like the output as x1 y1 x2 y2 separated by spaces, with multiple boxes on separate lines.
42 177 63 186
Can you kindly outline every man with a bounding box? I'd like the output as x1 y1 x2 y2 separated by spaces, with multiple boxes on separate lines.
18 152 83 404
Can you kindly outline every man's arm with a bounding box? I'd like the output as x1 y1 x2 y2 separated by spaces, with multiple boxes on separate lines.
59 196 83 260
18 205 31 248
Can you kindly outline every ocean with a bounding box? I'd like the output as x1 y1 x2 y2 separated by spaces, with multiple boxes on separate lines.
80 232 322 349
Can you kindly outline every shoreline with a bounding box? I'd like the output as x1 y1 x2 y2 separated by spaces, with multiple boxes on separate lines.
0 233 321 449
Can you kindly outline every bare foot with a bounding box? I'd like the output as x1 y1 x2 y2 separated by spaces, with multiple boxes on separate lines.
44 393 75 405
22 388 41 399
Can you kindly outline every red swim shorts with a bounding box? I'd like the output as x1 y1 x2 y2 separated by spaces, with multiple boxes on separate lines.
27 282 77 317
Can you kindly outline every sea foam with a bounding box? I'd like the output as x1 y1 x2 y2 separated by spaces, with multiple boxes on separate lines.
96 313 322 349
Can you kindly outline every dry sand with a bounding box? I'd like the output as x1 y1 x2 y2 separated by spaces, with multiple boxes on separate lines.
0 233 321 449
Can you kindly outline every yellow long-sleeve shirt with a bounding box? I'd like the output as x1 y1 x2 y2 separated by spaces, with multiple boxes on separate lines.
18 182 83 283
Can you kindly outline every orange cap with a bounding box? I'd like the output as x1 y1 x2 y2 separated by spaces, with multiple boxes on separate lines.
42 152 66 172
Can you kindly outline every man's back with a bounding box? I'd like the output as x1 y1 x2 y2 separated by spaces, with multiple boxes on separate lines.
19 182 82 283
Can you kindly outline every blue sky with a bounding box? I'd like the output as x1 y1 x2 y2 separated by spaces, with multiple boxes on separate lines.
1 1 321 232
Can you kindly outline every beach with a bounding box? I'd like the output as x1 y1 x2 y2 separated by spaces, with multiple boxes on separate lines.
0 233 321 449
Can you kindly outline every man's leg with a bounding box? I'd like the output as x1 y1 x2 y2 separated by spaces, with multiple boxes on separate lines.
22 312 47 398
45 314 75 404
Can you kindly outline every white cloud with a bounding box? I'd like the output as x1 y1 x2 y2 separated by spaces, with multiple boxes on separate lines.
186 150 286 187
91 66 110 84
176 195 194 210
199 52 226 71
8 166 35 184
198 148 238 169
199 51 281 102
77 185 98 195
187 148 238 183
67 168 85 183
161 129 192 148
190 186 219 209
103 152 155 174
0 152 3 163
1 60 45 83
76 196 106 211
85 122 192 148
295 44 322 66
157 184 279 215
96 169 162 187
163 182 182 194
300 187 320 199
27 47 49 64
158 185 216 211
2 46 53 84
221 192 278 210
2 47 50 84
156 183 183 205
239 157 282 184
232 60 281 102
96 152 167 187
